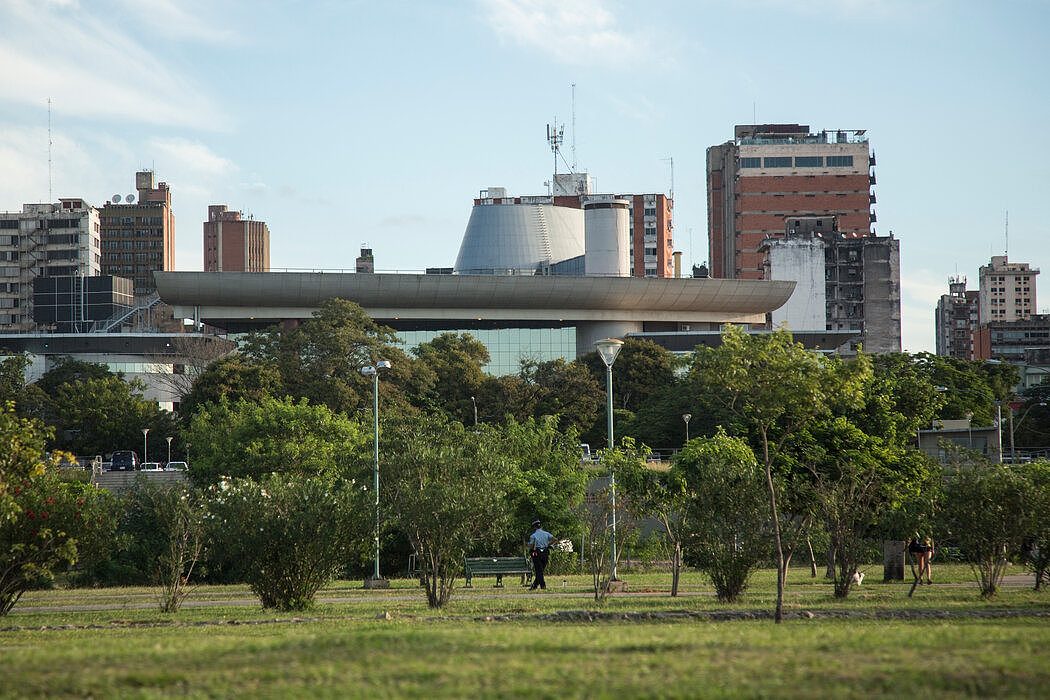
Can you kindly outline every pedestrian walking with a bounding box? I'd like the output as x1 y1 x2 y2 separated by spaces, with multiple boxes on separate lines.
528 519 554 591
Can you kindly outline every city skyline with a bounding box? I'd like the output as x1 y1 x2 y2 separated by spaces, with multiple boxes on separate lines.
1 0 1048 352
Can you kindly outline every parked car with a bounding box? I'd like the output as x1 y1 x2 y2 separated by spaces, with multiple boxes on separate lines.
580 443 592 463
165 461 188 471
141 462 162 471
110 450 139 471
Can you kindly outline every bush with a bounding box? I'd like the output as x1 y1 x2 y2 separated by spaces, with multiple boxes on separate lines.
939 462 1029 597
206 474 366 610
678 430 770 603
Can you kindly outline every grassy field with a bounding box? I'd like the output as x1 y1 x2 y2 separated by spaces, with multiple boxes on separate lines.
2 565 1048 698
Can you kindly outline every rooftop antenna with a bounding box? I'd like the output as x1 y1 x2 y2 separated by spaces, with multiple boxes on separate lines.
571 83 577 171
546 120 564 180
47 98 53 202
1004 210 1009 257
662 156 675 200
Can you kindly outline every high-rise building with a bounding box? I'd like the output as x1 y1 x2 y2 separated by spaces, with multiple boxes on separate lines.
0 198 101 330
761 215 901 354
978 255 1038 324
707 124 875 280
99 171 175 293
203 205 270 272
935 276 980 359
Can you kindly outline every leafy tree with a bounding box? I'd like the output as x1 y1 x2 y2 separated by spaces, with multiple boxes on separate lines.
206 474 367 610
939 458 1029 597
499 416 588 551
675 429 769 602
1011 388 1050 450
411 332 489 424
241 298 433 415
619 441 690 596
177 355 281 418
384 416 519 608
691 325 867 622
0 356 49 422
184 397 369 487
45 375 179 458
474 374 536 425
579 338 677 412
34 358 113 396
0 405 112 614
1018 460 1050 590
521 359 602 437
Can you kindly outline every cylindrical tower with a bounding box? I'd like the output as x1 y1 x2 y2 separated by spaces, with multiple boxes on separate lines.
584 199 630 276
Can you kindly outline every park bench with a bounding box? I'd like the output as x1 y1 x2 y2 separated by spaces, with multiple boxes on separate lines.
464 556 532 588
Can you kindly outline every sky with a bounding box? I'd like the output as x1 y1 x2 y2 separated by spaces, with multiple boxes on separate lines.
1 0 1048 352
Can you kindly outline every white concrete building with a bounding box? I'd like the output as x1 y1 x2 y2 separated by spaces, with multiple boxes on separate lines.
765 237 826 332
0 199 101 330
979 255 1038 324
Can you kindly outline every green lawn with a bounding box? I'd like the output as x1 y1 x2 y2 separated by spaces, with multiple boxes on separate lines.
2 566 1048 698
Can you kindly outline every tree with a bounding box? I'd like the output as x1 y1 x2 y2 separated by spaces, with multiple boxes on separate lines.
1018 460 1050 590
45 375 179 458
183 397 369 487
498 416 588 552
411 332 489 424
474 374 536 425
675 429 769 602
579 339 677 412
691 325 867 622
0 405 112 614
521 359 602 437
205 474 367 610
939 458 1029 597
176 355 282 418
33 358 113 396
619 441 690 596
384 416 519 608
241 298 432 415
147 334 235 405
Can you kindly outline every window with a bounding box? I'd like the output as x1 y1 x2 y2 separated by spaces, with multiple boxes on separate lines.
740 157 761 168
0 220 18 229
795 156 823 167
827 155 854 167
644 247 657 256
763 156 792 168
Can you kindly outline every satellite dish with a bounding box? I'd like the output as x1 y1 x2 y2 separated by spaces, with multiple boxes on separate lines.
125 194 136 203
111 194 121 203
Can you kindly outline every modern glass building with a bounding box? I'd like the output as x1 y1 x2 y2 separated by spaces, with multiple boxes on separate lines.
397 327 576 376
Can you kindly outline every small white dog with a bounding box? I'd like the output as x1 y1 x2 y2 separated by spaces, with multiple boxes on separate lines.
851 571 865 586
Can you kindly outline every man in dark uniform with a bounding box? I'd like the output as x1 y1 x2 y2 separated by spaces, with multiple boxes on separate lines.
528 519 554 590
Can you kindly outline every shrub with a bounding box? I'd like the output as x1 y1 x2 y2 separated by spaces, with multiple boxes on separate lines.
206 474 366 610
678 430 770 603
939 462 1029 597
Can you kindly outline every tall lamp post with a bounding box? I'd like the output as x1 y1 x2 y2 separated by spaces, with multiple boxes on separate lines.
142 428 149 465
166 436 173 465
594 338 624 586
361 360 392 589
470 395 478 426
682 414 691 444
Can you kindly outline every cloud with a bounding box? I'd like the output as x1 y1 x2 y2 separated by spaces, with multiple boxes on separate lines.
148 138 235 175
112 0 243 44
0 0 225 129
480 0 652 67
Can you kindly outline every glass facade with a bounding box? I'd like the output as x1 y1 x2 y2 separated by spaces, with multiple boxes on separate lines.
397 327 577 376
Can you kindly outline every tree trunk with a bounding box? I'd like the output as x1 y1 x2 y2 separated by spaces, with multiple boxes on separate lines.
825 543 836 579
670 541 681 597
806 537 817 578
761 428 785 624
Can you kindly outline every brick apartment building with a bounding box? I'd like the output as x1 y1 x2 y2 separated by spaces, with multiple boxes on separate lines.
99 171 175 293
707 124 875 280
203 205 270 272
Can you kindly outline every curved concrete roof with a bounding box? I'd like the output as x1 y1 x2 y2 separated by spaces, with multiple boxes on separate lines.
154 271 794 329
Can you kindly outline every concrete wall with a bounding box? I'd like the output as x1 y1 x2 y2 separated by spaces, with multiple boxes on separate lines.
767 238 826 331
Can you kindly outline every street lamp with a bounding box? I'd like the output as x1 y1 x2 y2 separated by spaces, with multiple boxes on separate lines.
682 414 692 444
594 337 624 585
166 436 173 464
470 395 478 426
361 359 392 589
142 428 149 465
